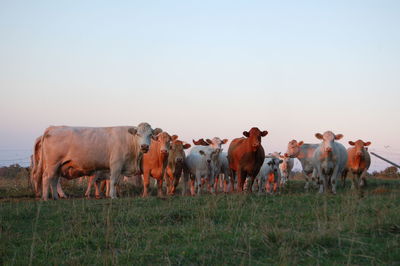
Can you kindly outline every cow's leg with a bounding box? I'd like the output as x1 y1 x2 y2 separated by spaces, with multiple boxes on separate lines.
236 170 244 192
142 171 150 197
341 169 348 188
195 171 202 195
42 165 59 201
50 176 59 200
157 178 164 197
85 175 95 198
94 180 101 199
359 169 368 188
303 171 311 191
214 175 219 194
57 179 67 199
331 167 340 194
109 166 122 199
100 180 106 196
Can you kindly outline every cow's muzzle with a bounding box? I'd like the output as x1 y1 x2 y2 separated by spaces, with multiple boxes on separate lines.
141 144 149 152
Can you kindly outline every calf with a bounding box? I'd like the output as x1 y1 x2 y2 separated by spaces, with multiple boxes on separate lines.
228 127 268 192
312 131 348 194
344 140 371 190
165 139 191 195
184 146 221 195
192 137 230 193
285 140 319 190
252 157 282 193
142 132 175 197
279 154 294 187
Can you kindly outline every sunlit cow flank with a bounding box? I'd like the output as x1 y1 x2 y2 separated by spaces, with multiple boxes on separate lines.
312 131 348 194
343 140 371 190
285 140 319 190
142 132 175 197
192 137 230 193
32 123 161 200
228 127 268 192
185 145 221 195
165 139 191 196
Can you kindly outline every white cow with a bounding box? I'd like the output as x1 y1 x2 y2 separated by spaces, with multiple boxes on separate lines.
252 157 282 193
312 131 348 194
184 146 221 195
193 137 230 192
279 154 294 187
285 140 319 190
32 123 161 200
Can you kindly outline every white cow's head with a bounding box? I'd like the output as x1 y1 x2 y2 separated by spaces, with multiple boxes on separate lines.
198 147 221 167
193 137 228 152
315 131 343 153
285 140 304 158
128 122 162 153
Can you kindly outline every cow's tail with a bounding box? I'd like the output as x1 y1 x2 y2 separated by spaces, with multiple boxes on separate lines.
32 129 50 197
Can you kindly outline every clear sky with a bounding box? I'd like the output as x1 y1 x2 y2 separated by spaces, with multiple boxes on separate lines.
0 1 399 170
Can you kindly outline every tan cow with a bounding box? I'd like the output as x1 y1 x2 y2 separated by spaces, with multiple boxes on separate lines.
142 132 176 197
343 140 371 190
33 123 161 200
165 139 191 195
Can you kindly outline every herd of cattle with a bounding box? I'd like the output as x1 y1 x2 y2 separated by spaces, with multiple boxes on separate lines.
29 123 371 200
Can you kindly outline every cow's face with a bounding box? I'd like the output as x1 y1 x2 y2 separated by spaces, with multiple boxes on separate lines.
169 140 190 164
243 127 268 151
153 132 174 155
349 140 371 156
267 158 283 173
285 140 304 158
199 148 220 166
128 122 162 153
206 137 228 150
315 131 343 153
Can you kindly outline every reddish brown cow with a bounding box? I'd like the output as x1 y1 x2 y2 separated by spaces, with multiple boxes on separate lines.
165 139 191 195
343 140 371 189
228 127 268 192
142 132 176 197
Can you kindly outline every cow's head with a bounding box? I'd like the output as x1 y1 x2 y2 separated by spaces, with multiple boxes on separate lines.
285 140 304 158
243 127 268 151
128 122 162 153
349 139 371 156
315 131 343 153
152 132 175 156
169 139 191 165
198 148 220 166
206 137 228 151
267 158 283 173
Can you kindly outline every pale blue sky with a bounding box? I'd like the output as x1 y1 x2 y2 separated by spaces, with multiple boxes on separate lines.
0 1 399 170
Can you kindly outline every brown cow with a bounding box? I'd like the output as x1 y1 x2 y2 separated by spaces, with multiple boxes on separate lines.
343 140 371 190
165 139 191 195
142 132 176 197
228 127 268 192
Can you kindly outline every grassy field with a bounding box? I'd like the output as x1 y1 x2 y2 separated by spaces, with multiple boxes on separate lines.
0 176 399 265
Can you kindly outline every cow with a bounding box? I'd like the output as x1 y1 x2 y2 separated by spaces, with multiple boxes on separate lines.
32 123 162 200
142 132 175 197
192 137 230 193
228 127 268 192
184 146 221 195
279 153 294 187
312 131 348 194
30 136 67 199
343 140 371 190
165 139 191 196
252 156 282 193
285 140 319 190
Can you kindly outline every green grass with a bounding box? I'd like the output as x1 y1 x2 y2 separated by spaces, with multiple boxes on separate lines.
0 178 399 265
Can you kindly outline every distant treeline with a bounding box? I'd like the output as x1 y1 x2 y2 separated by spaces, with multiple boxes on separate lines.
0 164 30 179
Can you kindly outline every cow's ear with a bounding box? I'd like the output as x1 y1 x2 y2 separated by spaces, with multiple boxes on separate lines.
335 134 343 140
199 150 205 155
206 139 212 144
348 141 355 146
183 143 191 149
128 127 137 135
243 131 250 137
222 139 228 144
261 130 268 137
171 135 178 141
315 133 323 140
298 141 304 146
153 128 163 135
364 141 371 146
